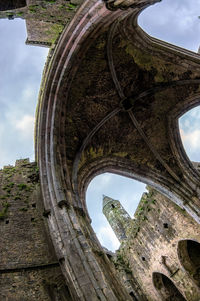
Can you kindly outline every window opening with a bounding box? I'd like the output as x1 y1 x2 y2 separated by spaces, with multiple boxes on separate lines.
86 172 147 251
129 291 137 300
179 106 200 163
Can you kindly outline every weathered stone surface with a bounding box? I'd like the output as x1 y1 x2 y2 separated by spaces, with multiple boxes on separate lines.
103 195 132 242
1 0 200 300
0 160 72 300
116 187 200 300
34 0 200 299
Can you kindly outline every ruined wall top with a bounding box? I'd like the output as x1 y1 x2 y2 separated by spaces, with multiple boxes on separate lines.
0 158 73 300
0 0 84 46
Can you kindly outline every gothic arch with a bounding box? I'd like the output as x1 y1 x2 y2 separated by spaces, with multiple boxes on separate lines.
36 1 200 222
178 239 200 288
35 0 200 299
35 2 133 300
168 96 200 189
78 156 194 220
152 272 186 301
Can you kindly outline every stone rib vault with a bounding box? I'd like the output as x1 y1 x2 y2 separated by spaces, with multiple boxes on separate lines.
0 0 200 300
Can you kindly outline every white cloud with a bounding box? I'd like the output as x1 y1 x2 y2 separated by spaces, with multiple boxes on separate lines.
87 173 112 193
22 86 35 101
188 107 200 119
180 129 200 151
15 114 35 137
179 106 200 162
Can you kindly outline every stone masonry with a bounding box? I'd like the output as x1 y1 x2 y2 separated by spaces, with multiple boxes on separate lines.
107 187 200 300
0 159 72 300
1 0 200 300
103 195 132 242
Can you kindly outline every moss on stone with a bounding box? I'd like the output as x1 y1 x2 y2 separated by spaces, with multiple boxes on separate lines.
17 183 28 190
66 3 77 10
19 207 28 212
3 167 16 174
119 40 179 84
45 23 64 43
0 202 10 221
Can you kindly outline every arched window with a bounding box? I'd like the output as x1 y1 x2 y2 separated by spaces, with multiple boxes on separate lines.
0 0 26 11
179 106 200 163
178 240 200 287
86 172 146 251
153 272 186 301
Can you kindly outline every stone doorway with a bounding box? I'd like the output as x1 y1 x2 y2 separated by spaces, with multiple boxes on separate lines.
153 272 186 301
178 239 200 287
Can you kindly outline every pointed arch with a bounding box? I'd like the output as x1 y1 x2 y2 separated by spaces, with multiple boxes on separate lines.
153 272 186 301
178 239 200 288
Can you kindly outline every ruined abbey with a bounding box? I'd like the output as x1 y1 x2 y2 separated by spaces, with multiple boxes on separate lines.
0 0 200 300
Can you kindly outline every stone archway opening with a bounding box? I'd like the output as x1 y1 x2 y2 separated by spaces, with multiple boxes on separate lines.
179 106 200 164
178 239 200 287
86 172 147 251
0 0 26 11
153 272 186 301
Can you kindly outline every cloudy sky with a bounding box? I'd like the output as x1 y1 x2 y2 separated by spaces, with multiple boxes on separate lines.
0 19 48 166
0 0 200 251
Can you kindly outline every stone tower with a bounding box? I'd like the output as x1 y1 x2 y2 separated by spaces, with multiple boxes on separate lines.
102 195 131 243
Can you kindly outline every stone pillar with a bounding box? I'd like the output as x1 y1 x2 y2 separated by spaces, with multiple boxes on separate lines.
102 195 131 243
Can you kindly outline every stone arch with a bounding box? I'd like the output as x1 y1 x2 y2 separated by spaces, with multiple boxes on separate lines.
168 96 200 190
35 3 133 300
178 239 200 287
36 1 200 223
35 0 200 299
78 157 200 223
0 0 26 11
152 272 186 301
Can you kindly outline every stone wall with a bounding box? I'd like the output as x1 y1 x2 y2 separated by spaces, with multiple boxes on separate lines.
117 187 200 300
0 159 72 300
1 160 199 300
